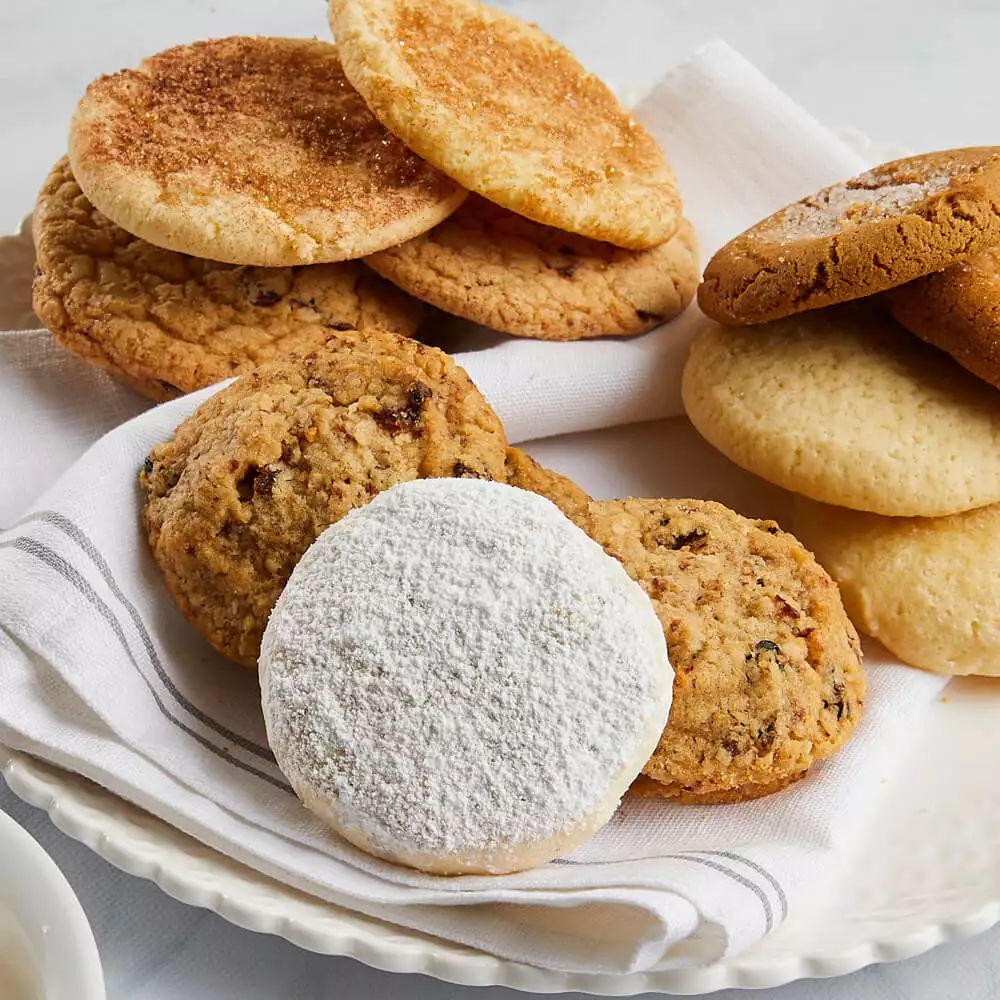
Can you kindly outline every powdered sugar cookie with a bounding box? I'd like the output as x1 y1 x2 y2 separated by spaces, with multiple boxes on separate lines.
260 479 673 874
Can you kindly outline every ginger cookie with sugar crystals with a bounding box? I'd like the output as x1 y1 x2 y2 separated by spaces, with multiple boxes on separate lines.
794 497 1000 677
69 37 466 266
141 335 507 666
260 479 673 874
330 0 680 250
682 306 1000 517
580 497 864 803
888 246 1000 389
699 148 1000 325
367 196 699 340
32 157 424 402
503 447 590 520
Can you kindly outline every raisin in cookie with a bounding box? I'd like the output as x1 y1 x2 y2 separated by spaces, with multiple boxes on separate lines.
141 333 507 665
580 498 864 803
69 37 465 266
33 157 424 402
699 148 1000 325
367 196 698 340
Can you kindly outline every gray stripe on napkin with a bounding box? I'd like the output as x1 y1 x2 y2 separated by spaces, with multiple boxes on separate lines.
9 509 276 764
700 850 789 920
0 535 293 794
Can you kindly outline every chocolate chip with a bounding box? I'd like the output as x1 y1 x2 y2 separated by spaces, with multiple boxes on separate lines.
254 467 277 497
326 321 355 331
142 457 154 477
721 736 742 757
754 717 778 752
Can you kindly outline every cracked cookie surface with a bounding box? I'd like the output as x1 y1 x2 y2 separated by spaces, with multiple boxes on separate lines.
330 0 680 250
69 37 466 266
581 497 864 803
888 245 1000 389
699 148 1000 325
141 332 507 665
682 306 1000 517
32 158 425 401
367 196 698 340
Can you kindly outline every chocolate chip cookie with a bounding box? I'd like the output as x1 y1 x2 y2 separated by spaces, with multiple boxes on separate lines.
141 332 507 665
581 498 864 803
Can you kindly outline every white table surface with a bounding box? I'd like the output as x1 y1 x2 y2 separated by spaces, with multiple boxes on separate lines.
3 0 1000 996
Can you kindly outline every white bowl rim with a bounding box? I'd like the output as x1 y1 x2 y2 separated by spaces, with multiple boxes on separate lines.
0 807 104 1000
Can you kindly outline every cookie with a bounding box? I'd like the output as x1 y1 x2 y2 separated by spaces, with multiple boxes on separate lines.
69 37 466 266
794 496 1000 676
141 335 507 666
260 479 673 874
32 157 424 402
367 196 698 340
682 306 1000 517
503 447 590 520
699 148 1000 325
581 498 864 803
888 246 1000 389
330 0 680 250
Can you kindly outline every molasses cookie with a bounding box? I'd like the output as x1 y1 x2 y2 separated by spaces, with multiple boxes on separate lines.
699 148 1000 325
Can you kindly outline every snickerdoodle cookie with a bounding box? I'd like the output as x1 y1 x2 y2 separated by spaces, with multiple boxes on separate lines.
141 334 507 665
32 157 423 401
794 496 1000 677
888 245 1000 389
699 148 1000 325
581 498 864 803
330 0 680 250
69 37 466 266
367 196 698 340
682 307 1000 517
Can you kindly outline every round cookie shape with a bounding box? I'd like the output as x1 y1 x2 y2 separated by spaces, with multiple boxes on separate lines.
581 497 864 803
794 497 1000 677
260 479 673 875
32 158 424 401
699 148 1000 325
330 0 680 250
682 307 1000 517
503 447 590 521
888 246 1000 389
366 196 698 340
141 335 507 666
68 37 467 266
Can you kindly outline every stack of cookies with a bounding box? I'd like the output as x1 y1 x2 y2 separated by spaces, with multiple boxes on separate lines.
688 148 1000 678
24 0 875 865
31 0 700 404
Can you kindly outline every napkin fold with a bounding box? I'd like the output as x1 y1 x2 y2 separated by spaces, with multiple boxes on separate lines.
0 41 947 975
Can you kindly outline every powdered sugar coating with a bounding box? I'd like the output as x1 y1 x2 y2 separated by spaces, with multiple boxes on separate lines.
259 479 672 874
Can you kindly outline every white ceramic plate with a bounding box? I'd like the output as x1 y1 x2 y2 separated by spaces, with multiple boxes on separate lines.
4 670 1000 996
5 131 993 995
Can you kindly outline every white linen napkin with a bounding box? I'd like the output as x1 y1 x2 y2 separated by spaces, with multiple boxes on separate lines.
0 41 947 975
